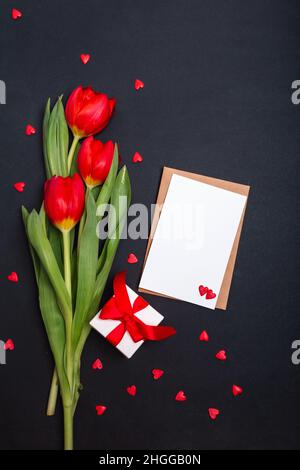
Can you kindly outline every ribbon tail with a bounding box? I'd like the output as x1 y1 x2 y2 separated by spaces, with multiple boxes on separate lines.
136 320 176 341
126 322 145 343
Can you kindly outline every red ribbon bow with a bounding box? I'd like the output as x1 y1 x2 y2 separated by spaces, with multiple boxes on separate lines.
99 272 176 347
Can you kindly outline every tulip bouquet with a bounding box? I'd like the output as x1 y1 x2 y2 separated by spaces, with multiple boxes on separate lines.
22 86 131 450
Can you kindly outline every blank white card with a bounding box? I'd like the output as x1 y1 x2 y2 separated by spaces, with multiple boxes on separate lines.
139 174 247 309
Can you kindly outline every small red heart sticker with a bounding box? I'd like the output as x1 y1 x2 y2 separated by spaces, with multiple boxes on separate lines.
208 408 220 420
132 152 143 163
199 330 209 342
95 405 107 415
7 272 19 283
25 124 36 136
134 79 144 90
14 182 26 192
4 339 15 351
232 384 243 397
12 8 22 20
206 289 216 300
175 390 186 402
80 53 90 64
127 385 136 397
215 350 227 361
199 285 208 296
152 369 164 380
92 358 103 370
127 253 138 264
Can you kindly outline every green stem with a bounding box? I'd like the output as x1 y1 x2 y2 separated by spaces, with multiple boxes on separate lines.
63 405 73 450
63 231 72 298
46 368 59 416
67 135 79 174
61 230 75 449
62 230 73 387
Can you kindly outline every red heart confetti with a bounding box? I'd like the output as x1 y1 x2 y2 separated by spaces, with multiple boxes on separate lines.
134 79 144 90
215 350 227 361
206 289 216 300
208 407 220 420
7 272 19 283
127 253 138 264
232 384 243 397
199 285 208 296
132 152 143 163
13 182 26 192
80 53 90 64
152 369 164 380
25 124 36 136
175 390 186 402
95 405 107 415
12 8 22 20
126 385 136 397
4 339 15 351
92 358 103 370
199 330 209 342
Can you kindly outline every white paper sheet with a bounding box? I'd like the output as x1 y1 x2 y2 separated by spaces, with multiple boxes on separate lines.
139 174 247 309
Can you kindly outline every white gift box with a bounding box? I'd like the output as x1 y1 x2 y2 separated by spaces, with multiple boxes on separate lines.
90 285 164 358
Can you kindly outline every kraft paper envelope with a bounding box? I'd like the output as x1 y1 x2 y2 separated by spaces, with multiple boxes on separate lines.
139 167 250 310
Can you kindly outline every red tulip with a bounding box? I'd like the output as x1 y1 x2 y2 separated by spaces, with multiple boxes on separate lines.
77 137 114 188
65 86 116 138
44 174 85 232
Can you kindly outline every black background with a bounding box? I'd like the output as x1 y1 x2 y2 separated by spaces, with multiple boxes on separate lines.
0 0 299 450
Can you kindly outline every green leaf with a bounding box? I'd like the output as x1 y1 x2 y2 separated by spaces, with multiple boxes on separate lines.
109 164 131 238
38 266 69 393
75 166 131 363
26 210 72 320
26 204 63 276
96 143 119 213
72 191 98 348
97 163 130 272
22 206 40 282
74 165 131 359
46 96 69 177
43 98 51 179
39 203 47 234
48 224 63 274
95 145 119 272
91 165 131 320
40 204 64 275
57 98 69 170
22 206 69 394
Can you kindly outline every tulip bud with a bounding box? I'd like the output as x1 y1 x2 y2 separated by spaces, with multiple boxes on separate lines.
77 137 114 189
44 173 85 232
65 86 115 138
